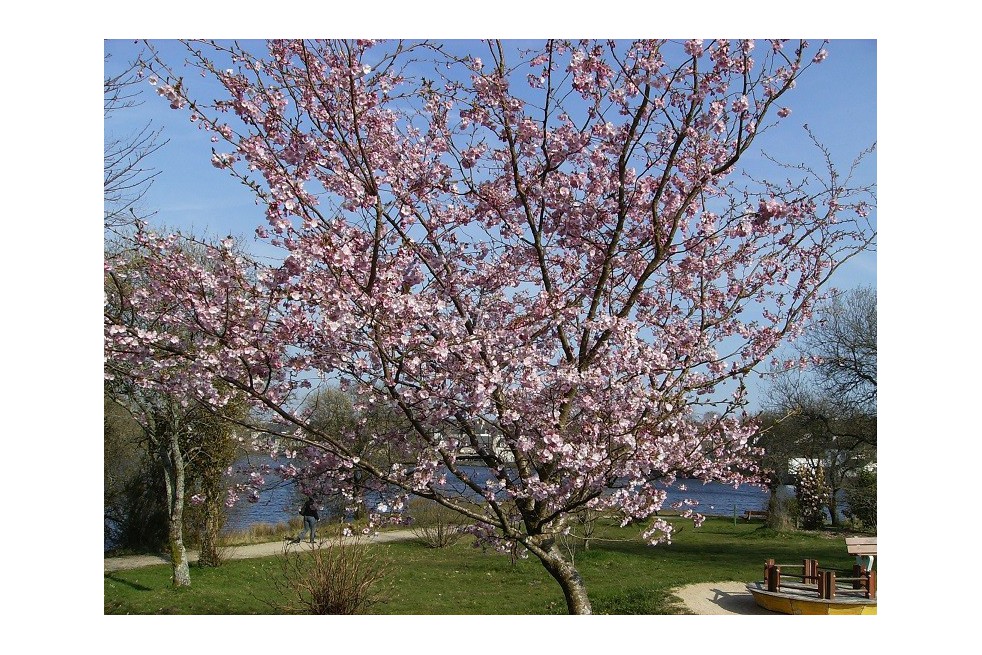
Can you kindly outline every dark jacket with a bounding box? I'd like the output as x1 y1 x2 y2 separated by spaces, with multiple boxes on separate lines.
300 499 319 520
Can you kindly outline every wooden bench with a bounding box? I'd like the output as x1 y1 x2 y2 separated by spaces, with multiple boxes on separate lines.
846 536 876 572
742 510 769 522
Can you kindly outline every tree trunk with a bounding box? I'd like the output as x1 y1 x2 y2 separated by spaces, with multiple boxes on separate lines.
198 494 225 567
162 426 191 587
766 487 793 531
536 541 592 615
198 462 227 567
827 484 841 527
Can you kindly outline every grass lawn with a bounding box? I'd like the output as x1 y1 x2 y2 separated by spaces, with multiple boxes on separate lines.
104 517 862 614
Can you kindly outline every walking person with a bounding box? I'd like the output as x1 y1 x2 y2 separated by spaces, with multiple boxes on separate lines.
289 497 320 544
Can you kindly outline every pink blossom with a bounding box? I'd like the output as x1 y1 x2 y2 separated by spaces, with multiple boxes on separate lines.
684 40 705 58
211 152 236 168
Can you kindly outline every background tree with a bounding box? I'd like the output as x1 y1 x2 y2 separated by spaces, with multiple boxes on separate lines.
105 51 251 575
794 462 831 530
105 373 251 581
759 286 877 527
804 285 877 415
104 53 166 231
293 386 412 521
108 39 875 613
103 376 196 586
105 390 246 561
843 466 876 530
105 51 173 555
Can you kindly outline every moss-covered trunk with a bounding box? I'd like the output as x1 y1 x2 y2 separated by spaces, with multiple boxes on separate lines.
162 424 190 587
197 493 225 567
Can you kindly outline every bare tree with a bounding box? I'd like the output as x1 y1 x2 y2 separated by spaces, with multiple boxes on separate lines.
104 52 166 230
802 286 877 414
761 286 877 526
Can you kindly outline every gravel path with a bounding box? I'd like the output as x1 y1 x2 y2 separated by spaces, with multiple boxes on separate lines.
103 528 418 573
672 581 779 615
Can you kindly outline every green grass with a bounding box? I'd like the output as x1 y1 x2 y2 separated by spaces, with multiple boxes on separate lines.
104 517 862 615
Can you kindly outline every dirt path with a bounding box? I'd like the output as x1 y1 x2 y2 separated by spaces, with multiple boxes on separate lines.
103 528 418 573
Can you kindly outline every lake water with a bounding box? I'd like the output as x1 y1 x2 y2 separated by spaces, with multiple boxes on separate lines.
222 463 777 533
106 460 841 551
224 477 304 533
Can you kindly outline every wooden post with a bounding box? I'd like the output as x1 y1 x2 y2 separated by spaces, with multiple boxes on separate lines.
853 563 863 589
820 570 836 600
767 563 781 592
804 559 819 584
866 570 876 599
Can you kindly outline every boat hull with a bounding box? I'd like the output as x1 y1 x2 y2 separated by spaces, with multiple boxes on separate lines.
746 582 876 615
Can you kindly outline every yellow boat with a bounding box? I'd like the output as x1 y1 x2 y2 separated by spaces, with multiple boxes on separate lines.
746 580 877 615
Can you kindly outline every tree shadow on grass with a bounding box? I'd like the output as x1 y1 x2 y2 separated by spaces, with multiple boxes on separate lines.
104 573 153 592
574 522 857 585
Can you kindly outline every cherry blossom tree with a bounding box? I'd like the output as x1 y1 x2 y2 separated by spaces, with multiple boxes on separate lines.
105 239 252 586
105 39 875 613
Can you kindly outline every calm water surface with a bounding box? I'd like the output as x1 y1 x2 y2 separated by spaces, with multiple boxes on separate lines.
223 462 775 533
106 460 837 551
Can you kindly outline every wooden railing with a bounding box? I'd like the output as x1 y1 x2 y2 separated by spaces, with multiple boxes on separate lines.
763 558 876 600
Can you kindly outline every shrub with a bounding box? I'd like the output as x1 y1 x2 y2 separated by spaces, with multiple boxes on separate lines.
557 508 601 566
272 531 391 615
409 498 468 548
844 467 876 530
573 508 600 550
